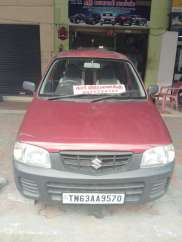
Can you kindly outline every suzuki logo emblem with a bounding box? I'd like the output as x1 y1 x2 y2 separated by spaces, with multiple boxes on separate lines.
91 157 102 169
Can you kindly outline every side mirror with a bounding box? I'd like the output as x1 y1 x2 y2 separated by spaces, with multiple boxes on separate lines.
23 81 35 93
147 85 159 96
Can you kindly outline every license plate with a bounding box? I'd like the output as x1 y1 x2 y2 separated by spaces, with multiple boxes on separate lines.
62 193 125 204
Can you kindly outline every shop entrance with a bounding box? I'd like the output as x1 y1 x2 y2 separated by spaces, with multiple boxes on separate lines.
116 33 148 79
70 30 148 80
70 31 115 49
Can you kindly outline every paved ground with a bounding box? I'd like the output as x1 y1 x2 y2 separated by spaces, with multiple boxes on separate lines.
0 102 182 242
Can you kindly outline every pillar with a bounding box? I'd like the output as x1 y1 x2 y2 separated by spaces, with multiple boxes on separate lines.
54 0 69 53
144 0 171 87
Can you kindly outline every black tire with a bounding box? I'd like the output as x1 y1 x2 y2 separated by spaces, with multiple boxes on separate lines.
127 19 132 26
75 18 80 24
178 89 182 105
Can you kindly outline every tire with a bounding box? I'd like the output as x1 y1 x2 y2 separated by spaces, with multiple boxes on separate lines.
75 18 80 24
127 19 132 26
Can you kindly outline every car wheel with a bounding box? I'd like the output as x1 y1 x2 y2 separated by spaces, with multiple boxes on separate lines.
178 89 182 105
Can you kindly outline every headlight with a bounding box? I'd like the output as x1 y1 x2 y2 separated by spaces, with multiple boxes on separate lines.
141 144 175 168
13 142 51 168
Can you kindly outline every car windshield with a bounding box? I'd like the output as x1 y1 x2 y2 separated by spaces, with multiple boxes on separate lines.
39 58 146 101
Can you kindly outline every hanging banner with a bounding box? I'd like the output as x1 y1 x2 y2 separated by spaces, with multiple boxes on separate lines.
69 0 151 27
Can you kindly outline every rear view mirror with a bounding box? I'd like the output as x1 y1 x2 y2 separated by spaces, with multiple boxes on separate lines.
23 81 35 93
147 85 159 96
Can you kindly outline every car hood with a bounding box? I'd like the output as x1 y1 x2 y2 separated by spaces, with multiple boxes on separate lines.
18 98 171 152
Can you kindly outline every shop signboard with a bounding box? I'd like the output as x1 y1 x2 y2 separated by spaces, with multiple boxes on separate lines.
69 0 151 27
171 0 182 31
172 0 182 9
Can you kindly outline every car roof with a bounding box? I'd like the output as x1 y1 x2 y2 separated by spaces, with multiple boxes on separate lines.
56 49 129 61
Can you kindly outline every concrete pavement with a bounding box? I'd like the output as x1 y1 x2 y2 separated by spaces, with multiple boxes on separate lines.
0 102 182 242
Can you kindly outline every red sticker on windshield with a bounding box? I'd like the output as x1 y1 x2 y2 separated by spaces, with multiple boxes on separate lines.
73 84 126 95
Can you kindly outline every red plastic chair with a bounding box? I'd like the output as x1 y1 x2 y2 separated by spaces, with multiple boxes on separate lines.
155 85 171 112
167 87 182 110
155 85 182 112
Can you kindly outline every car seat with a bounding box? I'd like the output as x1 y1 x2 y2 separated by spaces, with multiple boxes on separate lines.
96 66 120 85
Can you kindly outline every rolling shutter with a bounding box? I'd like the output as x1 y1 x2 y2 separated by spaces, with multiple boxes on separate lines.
0 24 41 95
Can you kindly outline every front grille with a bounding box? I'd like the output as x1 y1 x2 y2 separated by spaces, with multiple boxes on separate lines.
59 152 133 174
47 181 144 203
19 177 39 198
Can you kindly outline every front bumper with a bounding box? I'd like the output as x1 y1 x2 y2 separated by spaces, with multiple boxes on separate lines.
101 19 115 24
14 161 174 204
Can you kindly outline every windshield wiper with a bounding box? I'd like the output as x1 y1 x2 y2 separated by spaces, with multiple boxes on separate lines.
90 91 143 103
47 94 91 100
90 95 125 103
47 91 143 101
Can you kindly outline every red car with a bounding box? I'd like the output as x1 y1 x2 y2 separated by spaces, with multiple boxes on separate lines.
115 14 132 25
13 49 175 205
